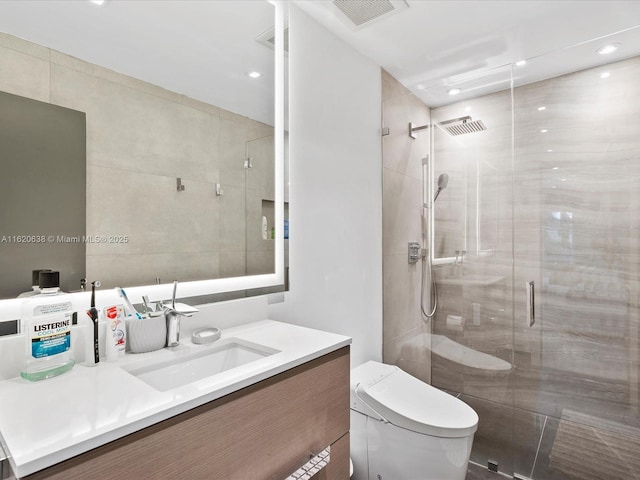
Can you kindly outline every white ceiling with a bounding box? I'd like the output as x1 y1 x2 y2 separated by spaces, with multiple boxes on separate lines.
297 0 640 106
1 1 640 114
0 0 276 125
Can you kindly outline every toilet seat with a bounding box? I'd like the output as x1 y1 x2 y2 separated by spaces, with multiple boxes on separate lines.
351 361 478 438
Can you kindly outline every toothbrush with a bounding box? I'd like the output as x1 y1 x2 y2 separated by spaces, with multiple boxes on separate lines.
87 281 101 365
116 287 143 319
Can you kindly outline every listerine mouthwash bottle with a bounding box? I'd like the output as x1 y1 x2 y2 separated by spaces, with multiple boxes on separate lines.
20 270 75 381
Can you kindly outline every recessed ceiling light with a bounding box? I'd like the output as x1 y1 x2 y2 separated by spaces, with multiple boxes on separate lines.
561 178 567 182
597 43 620 55
90 0 106 5
448 88 461 96
552 166 559 170
515 60 527 67
540 129 548 133
600 71 611 79
248 71 261 78
547 149 553 153
552 186 557 189
464 106 471 112
538 106 546 111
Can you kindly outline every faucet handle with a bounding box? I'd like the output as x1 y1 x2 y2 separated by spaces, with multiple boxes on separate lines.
163 302 199 317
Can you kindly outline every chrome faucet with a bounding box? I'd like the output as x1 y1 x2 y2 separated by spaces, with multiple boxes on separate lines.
163 280 198 347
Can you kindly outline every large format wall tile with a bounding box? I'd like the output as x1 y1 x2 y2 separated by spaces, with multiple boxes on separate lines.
0 40 50 102
382 71 432 382
382 168 423 256
383 253 423 342
425 55 640 479
50 64 220 183
86 165 219 257
86 251 220 287
382 71 429 181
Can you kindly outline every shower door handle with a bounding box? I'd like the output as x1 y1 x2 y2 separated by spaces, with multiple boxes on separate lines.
526 281 535 327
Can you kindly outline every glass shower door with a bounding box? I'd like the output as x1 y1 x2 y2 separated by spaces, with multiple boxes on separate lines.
512 51 640 480
428 66 517 475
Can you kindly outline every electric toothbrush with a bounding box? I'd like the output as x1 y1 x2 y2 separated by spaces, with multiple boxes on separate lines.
86 280 101 365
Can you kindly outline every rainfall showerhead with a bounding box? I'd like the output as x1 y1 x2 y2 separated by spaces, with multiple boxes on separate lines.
439 116 487 136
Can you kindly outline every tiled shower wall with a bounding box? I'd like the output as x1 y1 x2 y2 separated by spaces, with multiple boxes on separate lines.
383 55 640 479
381 70 431 382
0 32 274 290
508 55 640 479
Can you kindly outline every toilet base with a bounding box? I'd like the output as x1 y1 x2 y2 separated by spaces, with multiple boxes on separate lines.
351 410 473 480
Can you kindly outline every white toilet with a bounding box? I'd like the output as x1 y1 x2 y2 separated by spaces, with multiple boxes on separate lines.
350 361 478 480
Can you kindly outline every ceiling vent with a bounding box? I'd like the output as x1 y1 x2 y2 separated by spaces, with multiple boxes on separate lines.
332 0 409 29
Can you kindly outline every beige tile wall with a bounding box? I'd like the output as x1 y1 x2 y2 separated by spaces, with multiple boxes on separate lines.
381 69 431 382
0 32 274 288
512 55 640 425
384 55 640 478
428 55 640 477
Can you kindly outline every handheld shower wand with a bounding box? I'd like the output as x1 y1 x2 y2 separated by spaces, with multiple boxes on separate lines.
433 173 449 203
422 172 450 319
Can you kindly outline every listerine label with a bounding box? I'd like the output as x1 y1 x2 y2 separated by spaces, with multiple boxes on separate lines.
30 315 71 358
33 301 73 317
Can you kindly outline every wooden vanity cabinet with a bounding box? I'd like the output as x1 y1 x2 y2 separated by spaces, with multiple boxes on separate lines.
25 346 350 480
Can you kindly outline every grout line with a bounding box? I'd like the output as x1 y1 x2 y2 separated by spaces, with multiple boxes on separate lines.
529 415 548 479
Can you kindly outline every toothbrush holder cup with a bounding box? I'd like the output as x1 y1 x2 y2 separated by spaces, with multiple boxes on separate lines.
126 314 167 353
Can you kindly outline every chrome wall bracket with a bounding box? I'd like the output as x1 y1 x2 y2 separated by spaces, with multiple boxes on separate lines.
409 122 430 139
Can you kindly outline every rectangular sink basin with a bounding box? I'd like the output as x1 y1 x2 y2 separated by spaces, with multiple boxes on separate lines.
123 338 280 392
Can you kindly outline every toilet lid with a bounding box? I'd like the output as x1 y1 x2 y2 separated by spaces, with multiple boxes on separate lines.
356 367 478 438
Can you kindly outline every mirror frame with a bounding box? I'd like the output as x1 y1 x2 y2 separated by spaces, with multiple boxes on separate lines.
0 0 286 319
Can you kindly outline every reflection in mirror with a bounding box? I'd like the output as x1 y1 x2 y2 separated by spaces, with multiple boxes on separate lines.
0 0 286 300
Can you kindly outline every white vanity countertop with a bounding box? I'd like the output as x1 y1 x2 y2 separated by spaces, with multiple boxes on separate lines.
0 320 351 478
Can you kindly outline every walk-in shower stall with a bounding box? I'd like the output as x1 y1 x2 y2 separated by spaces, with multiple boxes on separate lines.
382 30 640 479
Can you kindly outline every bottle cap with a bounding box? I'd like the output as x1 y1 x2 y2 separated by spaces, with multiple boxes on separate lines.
32 269 51 286
39 270 60 289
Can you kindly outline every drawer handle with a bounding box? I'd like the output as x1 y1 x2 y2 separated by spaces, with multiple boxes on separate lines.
285 446 330 480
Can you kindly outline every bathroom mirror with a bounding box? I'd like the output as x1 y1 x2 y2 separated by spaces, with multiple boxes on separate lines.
0 0 286 302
